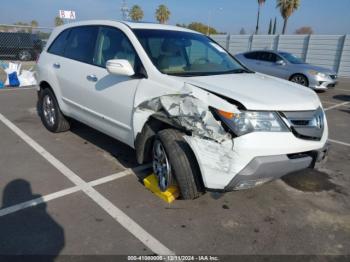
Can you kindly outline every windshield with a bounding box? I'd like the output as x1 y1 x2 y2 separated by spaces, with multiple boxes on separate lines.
133 29 249 76
279 52 304 64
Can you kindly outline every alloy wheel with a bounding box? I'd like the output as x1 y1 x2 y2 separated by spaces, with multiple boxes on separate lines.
152 139 172 192
291 75 308 86
42 95 56 127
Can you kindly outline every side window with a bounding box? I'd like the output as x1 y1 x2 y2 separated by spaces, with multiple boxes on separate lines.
64 26 98 64
269 53 278 62
48 30 70 56
244 52 259 60
260 52 277 62
259 52 270 62
94 26 137 68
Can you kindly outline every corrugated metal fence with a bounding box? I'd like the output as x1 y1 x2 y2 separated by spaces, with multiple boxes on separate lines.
211 34 350 78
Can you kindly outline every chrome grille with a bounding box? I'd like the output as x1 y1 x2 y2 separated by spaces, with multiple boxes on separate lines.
280 107 324 141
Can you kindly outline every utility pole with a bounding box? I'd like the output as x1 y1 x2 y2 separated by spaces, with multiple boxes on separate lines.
207 7 223 36
120 0 129 21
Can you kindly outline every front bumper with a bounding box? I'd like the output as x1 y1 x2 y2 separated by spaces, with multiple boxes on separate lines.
184 121 328 191
224 144 329 191
309 74 338 90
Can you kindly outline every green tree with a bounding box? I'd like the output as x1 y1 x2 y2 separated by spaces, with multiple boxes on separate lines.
129 5 144 22
54 16 64 27
155 4 170 24
268 19 272 34
272 17 277 34
240 28 246 35
255 0 266 34
276 0 300 34
177 22 220 35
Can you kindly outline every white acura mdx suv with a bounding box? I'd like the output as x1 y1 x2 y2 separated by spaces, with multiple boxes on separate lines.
36 21 329 199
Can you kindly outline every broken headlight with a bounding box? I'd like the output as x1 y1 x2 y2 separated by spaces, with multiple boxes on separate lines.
217 110 288 136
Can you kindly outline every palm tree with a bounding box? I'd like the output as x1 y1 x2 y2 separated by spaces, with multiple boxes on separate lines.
276 0 300 34
155 4 170 24
130 5 144 22
54 16 64 27
255 0 266 34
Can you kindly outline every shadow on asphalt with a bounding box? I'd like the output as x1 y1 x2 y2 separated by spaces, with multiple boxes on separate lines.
69 120 138 169
0 179 65 258
333 94 350 102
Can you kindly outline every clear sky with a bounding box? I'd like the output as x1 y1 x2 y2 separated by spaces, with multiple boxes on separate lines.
1 0 350 34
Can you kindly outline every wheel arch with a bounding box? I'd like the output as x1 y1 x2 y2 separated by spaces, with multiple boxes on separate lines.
289 73 309 86
38 80 68 114
134 114 187 164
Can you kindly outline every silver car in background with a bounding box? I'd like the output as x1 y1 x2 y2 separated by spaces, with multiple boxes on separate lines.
235 50 338 91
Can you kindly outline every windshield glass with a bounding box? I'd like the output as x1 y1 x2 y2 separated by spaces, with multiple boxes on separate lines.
133 29 248 76
279 52 304 64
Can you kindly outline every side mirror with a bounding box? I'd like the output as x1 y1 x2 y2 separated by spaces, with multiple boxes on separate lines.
276 60 285 66
106 59 135 76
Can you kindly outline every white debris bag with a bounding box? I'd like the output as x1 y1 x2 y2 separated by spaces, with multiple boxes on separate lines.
4 62 21 86
4 62 37 87
18 70 37 87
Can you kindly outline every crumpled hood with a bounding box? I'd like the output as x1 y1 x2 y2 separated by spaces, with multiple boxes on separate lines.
177 73 321 111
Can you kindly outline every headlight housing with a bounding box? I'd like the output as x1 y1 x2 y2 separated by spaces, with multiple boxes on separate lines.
309 70 327 78
217 110 289 136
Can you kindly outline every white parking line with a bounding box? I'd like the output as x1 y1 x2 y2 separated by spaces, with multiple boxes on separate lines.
329 139 350 147
0 87 36 92
0 166 150 218
0 186 81 217
321 100 338 105
336 88 350 92
0 113 174 255
324 102 350 111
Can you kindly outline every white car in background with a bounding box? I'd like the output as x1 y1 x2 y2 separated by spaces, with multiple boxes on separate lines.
36 20 329 199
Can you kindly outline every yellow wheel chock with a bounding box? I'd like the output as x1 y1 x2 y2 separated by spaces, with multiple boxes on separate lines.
143 174 180 203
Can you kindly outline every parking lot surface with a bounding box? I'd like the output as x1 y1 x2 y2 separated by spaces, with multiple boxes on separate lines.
0 80 349 258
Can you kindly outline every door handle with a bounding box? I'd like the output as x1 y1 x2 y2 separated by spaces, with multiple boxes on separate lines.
53 63 60 69
86 74 98 82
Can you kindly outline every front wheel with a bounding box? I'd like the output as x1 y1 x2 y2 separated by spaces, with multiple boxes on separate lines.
152 129 204 200
290 74 309 87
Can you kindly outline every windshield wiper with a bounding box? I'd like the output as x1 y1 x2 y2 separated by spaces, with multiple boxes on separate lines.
165 68 254 77
224 68 253 74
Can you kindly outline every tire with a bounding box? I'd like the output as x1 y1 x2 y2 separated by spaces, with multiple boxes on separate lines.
290 74 309 87
154 129 204 200
38 88 70 133
18 50 32 61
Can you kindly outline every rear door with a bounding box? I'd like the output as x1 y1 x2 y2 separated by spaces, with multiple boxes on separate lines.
53 25 99 123
54 25 142 146
241 51 263 72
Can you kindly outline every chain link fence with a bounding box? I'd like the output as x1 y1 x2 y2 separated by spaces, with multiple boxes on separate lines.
0 24 53 86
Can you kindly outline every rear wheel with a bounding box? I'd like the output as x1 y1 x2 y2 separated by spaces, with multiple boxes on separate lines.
153 129 204 200
38 88 70 133
290 74 309 87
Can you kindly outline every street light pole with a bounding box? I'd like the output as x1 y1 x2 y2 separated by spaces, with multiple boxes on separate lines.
207 7 223 36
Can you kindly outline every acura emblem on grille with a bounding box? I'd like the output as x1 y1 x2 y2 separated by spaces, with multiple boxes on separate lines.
282 107 324 140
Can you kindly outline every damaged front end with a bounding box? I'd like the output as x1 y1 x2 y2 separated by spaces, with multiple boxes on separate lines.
133 83 324 192
134 83 243 190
